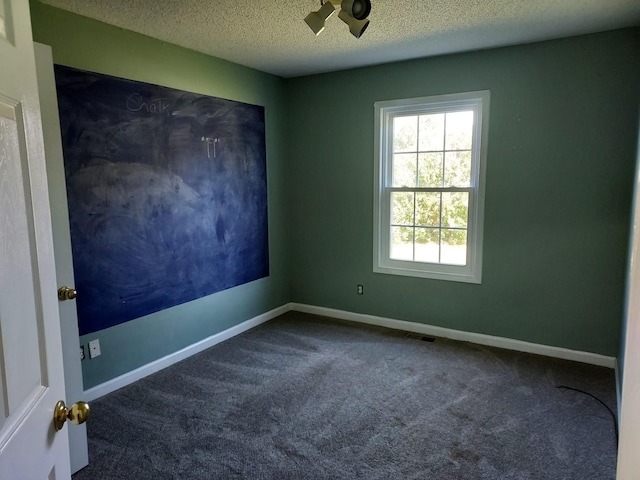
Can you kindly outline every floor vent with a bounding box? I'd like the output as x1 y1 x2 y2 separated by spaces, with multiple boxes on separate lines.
405 332 436 342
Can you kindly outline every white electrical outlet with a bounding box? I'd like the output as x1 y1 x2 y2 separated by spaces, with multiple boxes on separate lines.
88 339 101 359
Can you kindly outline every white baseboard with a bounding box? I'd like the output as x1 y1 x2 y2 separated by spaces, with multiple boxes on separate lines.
84 304 290 401
289 303 617 369
85 301 616 401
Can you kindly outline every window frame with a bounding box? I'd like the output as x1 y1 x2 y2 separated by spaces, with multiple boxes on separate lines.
373 91 490 283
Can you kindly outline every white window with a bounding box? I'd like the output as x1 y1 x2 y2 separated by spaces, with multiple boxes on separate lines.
373 91 490 283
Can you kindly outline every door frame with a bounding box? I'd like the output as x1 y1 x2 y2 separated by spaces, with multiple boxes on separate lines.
35 42 89 474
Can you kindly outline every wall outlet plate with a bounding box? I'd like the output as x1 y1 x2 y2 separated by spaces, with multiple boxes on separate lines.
88 339 101 359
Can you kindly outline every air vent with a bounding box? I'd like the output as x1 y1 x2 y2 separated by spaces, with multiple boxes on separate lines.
405 332 436 342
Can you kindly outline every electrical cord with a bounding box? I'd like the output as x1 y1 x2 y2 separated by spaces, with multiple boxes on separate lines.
556 385 618 447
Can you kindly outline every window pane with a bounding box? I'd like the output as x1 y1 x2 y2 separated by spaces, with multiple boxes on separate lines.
418 114 444 151
393 116 417 153
445 111 473 150
391 192 414 226
444 151 471 187
441 192 468 228
441 229 467 265
416 192 440 227
417 152 443 187
391 226 414 261
393 153 417 187
415 228 439 263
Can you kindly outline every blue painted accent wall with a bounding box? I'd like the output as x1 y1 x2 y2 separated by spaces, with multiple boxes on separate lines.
55 66 270 335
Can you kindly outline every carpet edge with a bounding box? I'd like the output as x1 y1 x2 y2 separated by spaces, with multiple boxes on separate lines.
84 302 616 401
290 303 616 369
83 304 290 401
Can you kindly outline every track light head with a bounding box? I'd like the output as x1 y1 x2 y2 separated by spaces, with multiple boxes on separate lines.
340 0 371 21
338 9 370 38
304 1 336 35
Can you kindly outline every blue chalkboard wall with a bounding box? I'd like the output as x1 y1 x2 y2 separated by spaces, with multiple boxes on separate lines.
55 65 269 336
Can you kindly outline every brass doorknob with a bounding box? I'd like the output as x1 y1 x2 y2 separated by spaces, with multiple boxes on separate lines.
58 286 77 301
53 400 90 431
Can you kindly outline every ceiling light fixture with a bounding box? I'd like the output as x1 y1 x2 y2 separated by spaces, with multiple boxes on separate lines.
305 0 371 39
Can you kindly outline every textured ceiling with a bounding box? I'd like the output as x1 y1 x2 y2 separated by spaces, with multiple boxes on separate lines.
38 0 640 78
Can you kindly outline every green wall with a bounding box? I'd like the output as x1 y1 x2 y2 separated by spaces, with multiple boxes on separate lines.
31 0 640 391
30 2 290 389
285 28 640 357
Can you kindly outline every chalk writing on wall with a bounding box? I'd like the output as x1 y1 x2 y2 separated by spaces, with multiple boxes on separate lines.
54 65 269 336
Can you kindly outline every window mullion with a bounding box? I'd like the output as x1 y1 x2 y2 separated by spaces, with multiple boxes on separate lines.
414 115 419 262
438 192 443 264
412 192 417 261
388 187 472 193
442 113 447 188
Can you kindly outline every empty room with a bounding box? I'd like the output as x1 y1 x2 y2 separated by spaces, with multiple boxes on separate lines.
1 0 640 478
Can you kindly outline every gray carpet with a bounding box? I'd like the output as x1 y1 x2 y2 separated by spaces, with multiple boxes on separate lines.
73 311 618 479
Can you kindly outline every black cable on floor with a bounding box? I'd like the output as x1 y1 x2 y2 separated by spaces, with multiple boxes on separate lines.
556 385 618 447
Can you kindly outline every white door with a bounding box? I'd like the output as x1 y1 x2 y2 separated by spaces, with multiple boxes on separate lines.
616 128 640 479
0 0 72 478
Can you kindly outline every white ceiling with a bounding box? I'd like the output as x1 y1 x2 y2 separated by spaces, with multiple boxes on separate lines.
38 0 640 78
